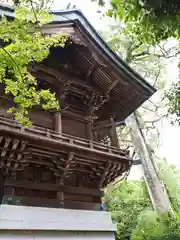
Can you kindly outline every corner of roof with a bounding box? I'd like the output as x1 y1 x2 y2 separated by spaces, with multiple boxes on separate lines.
0 3 14 12
52 8 84 17
0 4 156 97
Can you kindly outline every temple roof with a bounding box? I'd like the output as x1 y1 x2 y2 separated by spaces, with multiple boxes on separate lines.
0 4 156 122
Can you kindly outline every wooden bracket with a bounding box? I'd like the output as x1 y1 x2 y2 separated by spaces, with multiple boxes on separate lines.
99 161 111 188
59 152 74 185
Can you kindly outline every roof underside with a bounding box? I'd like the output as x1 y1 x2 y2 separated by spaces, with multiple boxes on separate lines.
0 5 156 122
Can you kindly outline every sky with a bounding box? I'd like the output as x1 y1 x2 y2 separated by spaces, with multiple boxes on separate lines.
52 0 180 178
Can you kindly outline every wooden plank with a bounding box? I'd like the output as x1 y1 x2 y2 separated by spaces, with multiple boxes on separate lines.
64 193 94 202
4 179 103 196
3 195 101 210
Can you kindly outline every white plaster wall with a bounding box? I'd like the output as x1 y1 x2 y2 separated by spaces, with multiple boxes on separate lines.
0 205 115 231
0 231 115 240
0 205 116 240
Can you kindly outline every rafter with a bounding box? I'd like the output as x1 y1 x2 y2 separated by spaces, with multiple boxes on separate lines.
14 141 27 169
7 139 20 168
107 79 119 93
86 63 98 82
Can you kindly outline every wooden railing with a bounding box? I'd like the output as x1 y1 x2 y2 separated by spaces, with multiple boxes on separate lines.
0 116 130 159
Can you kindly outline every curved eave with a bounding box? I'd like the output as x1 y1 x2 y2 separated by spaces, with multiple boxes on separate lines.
0 4 156 97
52 9 156 97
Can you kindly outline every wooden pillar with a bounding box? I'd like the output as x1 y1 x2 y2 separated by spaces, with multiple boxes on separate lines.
109 118 119 148
87 120 93 141
54 111 62 133
94 131 98 142
57 191 64 207
56 176 64 207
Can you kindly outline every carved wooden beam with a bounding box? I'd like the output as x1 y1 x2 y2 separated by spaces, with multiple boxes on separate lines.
7 139 20 168
32 64 94 91
28 158 54 167
0 124 132 162
1 137 11 157
107 163 119 185
14 141 27 169
33 71 91 99
88 91 109 118
0 137 11 168
59 81 71 108
59 152 74 185
99 162 111 188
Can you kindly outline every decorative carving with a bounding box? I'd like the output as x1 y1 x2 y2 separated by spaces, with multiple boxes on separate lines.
59 152 75 185
99 162 111 188
0 36 135 209
88 91 109 119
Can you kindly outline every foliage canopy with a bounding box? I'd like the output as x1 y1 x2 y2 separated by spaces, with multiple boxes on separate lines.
131 211 180 240
105 180 151 240
105 158 180 240
106 0 180 44
0 3 66 126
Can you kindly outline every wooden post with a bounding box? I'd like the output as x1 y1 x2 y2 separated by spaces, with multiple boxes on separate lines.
57 191 64 207
56 176 64 207
87 120 93 141
94 131 98 142
54 111 62 133
126 112 172 213
109 118 119 148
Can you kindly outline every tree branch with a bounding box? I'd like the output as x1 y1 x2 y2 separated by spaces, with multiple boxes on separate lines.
144 114 168 124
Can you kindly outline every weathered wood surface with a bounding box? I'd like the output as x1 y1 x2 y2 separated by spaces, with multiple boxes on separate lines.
5 179 103 196
0 115 131 205
3 195 101 210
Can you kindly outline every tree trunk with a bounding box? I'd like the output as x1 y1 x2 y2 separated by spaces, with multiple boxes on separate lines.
126 112 172 213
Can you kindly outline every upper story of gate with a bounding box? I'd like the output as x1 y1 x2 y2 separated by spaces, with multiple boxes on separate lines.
0 5 155 197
